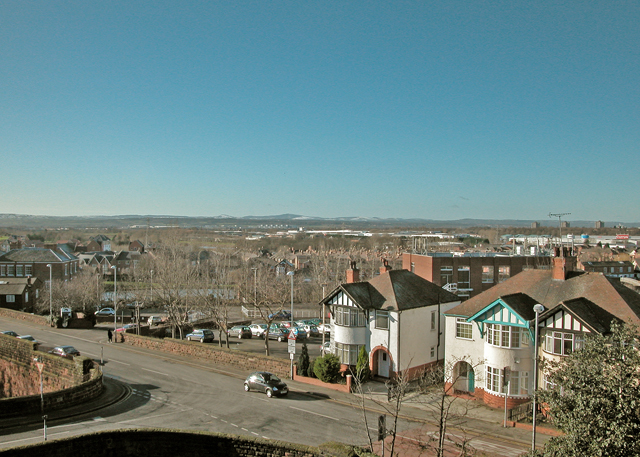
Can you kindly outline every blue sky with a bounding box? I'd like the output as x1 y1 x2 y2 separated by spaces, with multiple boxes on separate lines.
1 1 638 222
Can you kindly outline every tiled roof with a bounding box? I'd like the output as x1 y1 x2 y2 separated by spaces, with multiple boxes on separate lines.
0 248 74 263
446 269 640 325
329 269 459 311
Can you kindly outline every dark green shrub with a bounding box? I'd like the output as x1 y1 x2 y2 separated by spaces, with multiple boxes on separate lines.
298 342 310 376
313 353 341 383
308 358 316 378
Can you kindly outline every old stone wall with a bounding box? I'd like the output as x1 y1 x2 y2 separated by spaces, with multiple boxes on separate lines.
122 333 291 379
0 333 103 416
0 430 330 457
0 308 48 326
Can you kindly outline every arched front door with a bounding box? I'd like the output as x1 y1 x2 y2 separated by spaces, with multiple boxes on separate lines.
456 361 474 392
377 350 390 378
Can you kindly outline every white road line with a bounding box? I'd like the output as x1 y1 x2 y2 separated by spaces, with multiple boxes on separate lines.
119 411 190 423
288 406 340 421
141 367 170 376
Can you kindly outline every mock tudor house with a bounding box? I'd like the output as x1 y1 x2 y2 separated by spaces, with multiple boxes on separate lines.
443 248 640 410
320 262 460 379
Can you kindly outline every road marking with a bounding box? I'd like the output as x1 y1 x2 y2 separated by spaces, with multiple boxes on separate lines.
141 367 170 376
288 406 340 421
119 411 189 423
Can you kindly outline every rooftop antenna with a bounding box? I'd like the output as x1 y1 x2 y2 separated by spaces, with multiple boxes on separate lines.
549 212 571 257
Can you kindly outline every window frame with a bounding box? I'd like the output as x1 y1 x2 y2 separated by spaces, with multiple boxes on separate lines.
375 310 389 330
482 265 494 283
456 317 473 339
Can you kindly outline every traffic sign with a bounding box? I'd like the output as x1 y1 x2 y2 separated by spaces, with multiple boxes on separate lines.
35 362 44 374
288 329 296 340
288 338 296 354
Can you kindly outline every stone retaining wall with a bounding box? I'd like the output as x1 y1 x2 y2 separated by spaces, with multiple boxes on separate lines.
121 333 291 379
0 333 103 416
0 308 48 327
0 429 334 457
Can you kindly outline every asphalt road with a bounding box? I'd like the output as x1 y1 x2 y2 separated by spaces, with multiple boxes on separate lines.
0 318 413 451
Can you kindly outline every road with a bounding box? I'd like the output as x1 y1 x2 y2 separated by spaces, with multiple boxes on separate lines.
0 317 533 456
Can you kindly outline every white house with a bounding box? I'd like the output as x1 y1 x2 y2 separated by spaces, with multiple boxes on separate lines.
320 263 460 379
443 249 640 410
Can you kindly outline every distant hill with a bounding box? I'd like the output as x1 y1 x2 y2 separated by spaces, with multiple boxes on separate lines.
0 213 637 231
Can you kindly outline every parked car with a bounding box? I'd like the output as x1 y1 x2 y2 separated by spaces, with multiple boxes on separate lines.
264 327 289 342
0 331 18 337
49 345 80 359
249 323 267 337
95 308 115 316
17 335 38 344
268 310 292 320
321 341 332 354
244 371 288 397
148 315 163 326
298 324 320 337
115 324 137 333
227 325 252 339
290 326 307 339
185 329 215 343
317 323 332 335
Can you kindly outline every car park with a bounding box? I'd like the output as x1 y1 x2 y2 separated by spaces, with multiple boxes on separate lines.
185 329 215 343
249 324 267 337
95 308 115 316
298 324 319 337
0 331 18 337
264 327 289 342
49 345 81 359
228 325 252 339
317 323 332 335
243 371 288 397
148 315 163 326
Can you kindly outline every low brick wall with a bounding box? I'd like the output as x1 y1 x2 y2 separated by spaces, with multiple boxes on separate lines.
293 366 352 393
0 308 48 326
0 429 330 457
121 333 291 379
0 334 103 416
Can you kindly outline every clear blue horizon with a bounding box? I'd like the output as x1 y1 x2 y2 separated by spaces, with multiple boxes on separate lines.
2 2 638 221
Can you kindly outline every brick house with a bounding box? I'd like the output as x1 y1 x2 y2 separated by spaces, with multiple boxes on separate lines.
86 235 112 253
320 263 460 379
0 276 43 312
402 252 552 300
0 246 79 286
443 248 640 410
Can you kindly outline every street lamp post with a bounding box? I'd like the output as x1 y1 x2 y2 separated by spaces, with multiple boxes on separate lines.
287 271 295 378
46 264 52 326
321 283 327 354
251 267 257 308
532 303 545 451
111 266 117 332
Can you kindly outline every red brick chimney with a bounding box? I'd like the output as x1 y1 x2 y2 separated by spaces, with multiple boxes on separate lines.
552 247 577 281
346 261 359 283
380 258 392 275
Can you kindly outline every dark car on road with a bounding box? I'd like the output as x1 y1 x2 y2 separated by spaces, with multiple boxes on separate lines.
264 327 289 342
228 325 252 339
268 310 292 320
49 345 81 359
185 329 215 343
244 371 288 397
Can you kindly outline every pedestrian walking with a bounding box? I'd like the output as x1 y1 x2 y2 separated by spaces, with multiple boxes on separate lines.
108 328 113 343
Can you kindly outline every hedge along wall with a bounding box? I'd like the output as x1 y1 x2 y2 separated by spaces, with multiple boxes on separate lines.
121 333 291 379
0 334 103 417
0 429 327 457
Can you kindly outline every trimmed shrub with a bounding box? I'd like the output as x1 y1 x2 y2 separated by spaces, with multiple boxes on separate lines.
298 342 310 376
313 353 341 383
308 358 316 378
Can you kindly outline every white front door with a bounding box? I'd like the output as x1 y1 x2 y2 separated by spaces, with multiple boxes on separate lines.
378 350 390 378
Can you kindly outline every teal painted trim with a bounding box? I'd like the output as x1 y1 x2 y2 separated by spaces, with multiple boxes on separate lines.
468 298 529 328
475 321 485 338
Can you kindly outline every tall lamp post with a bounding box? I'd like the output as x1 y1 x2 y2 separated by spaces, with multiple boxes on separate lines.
532 303 545 451
111 265 117 332
287 271 295 378
46 264 52 326
251 267 257 308
321 283 327 354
